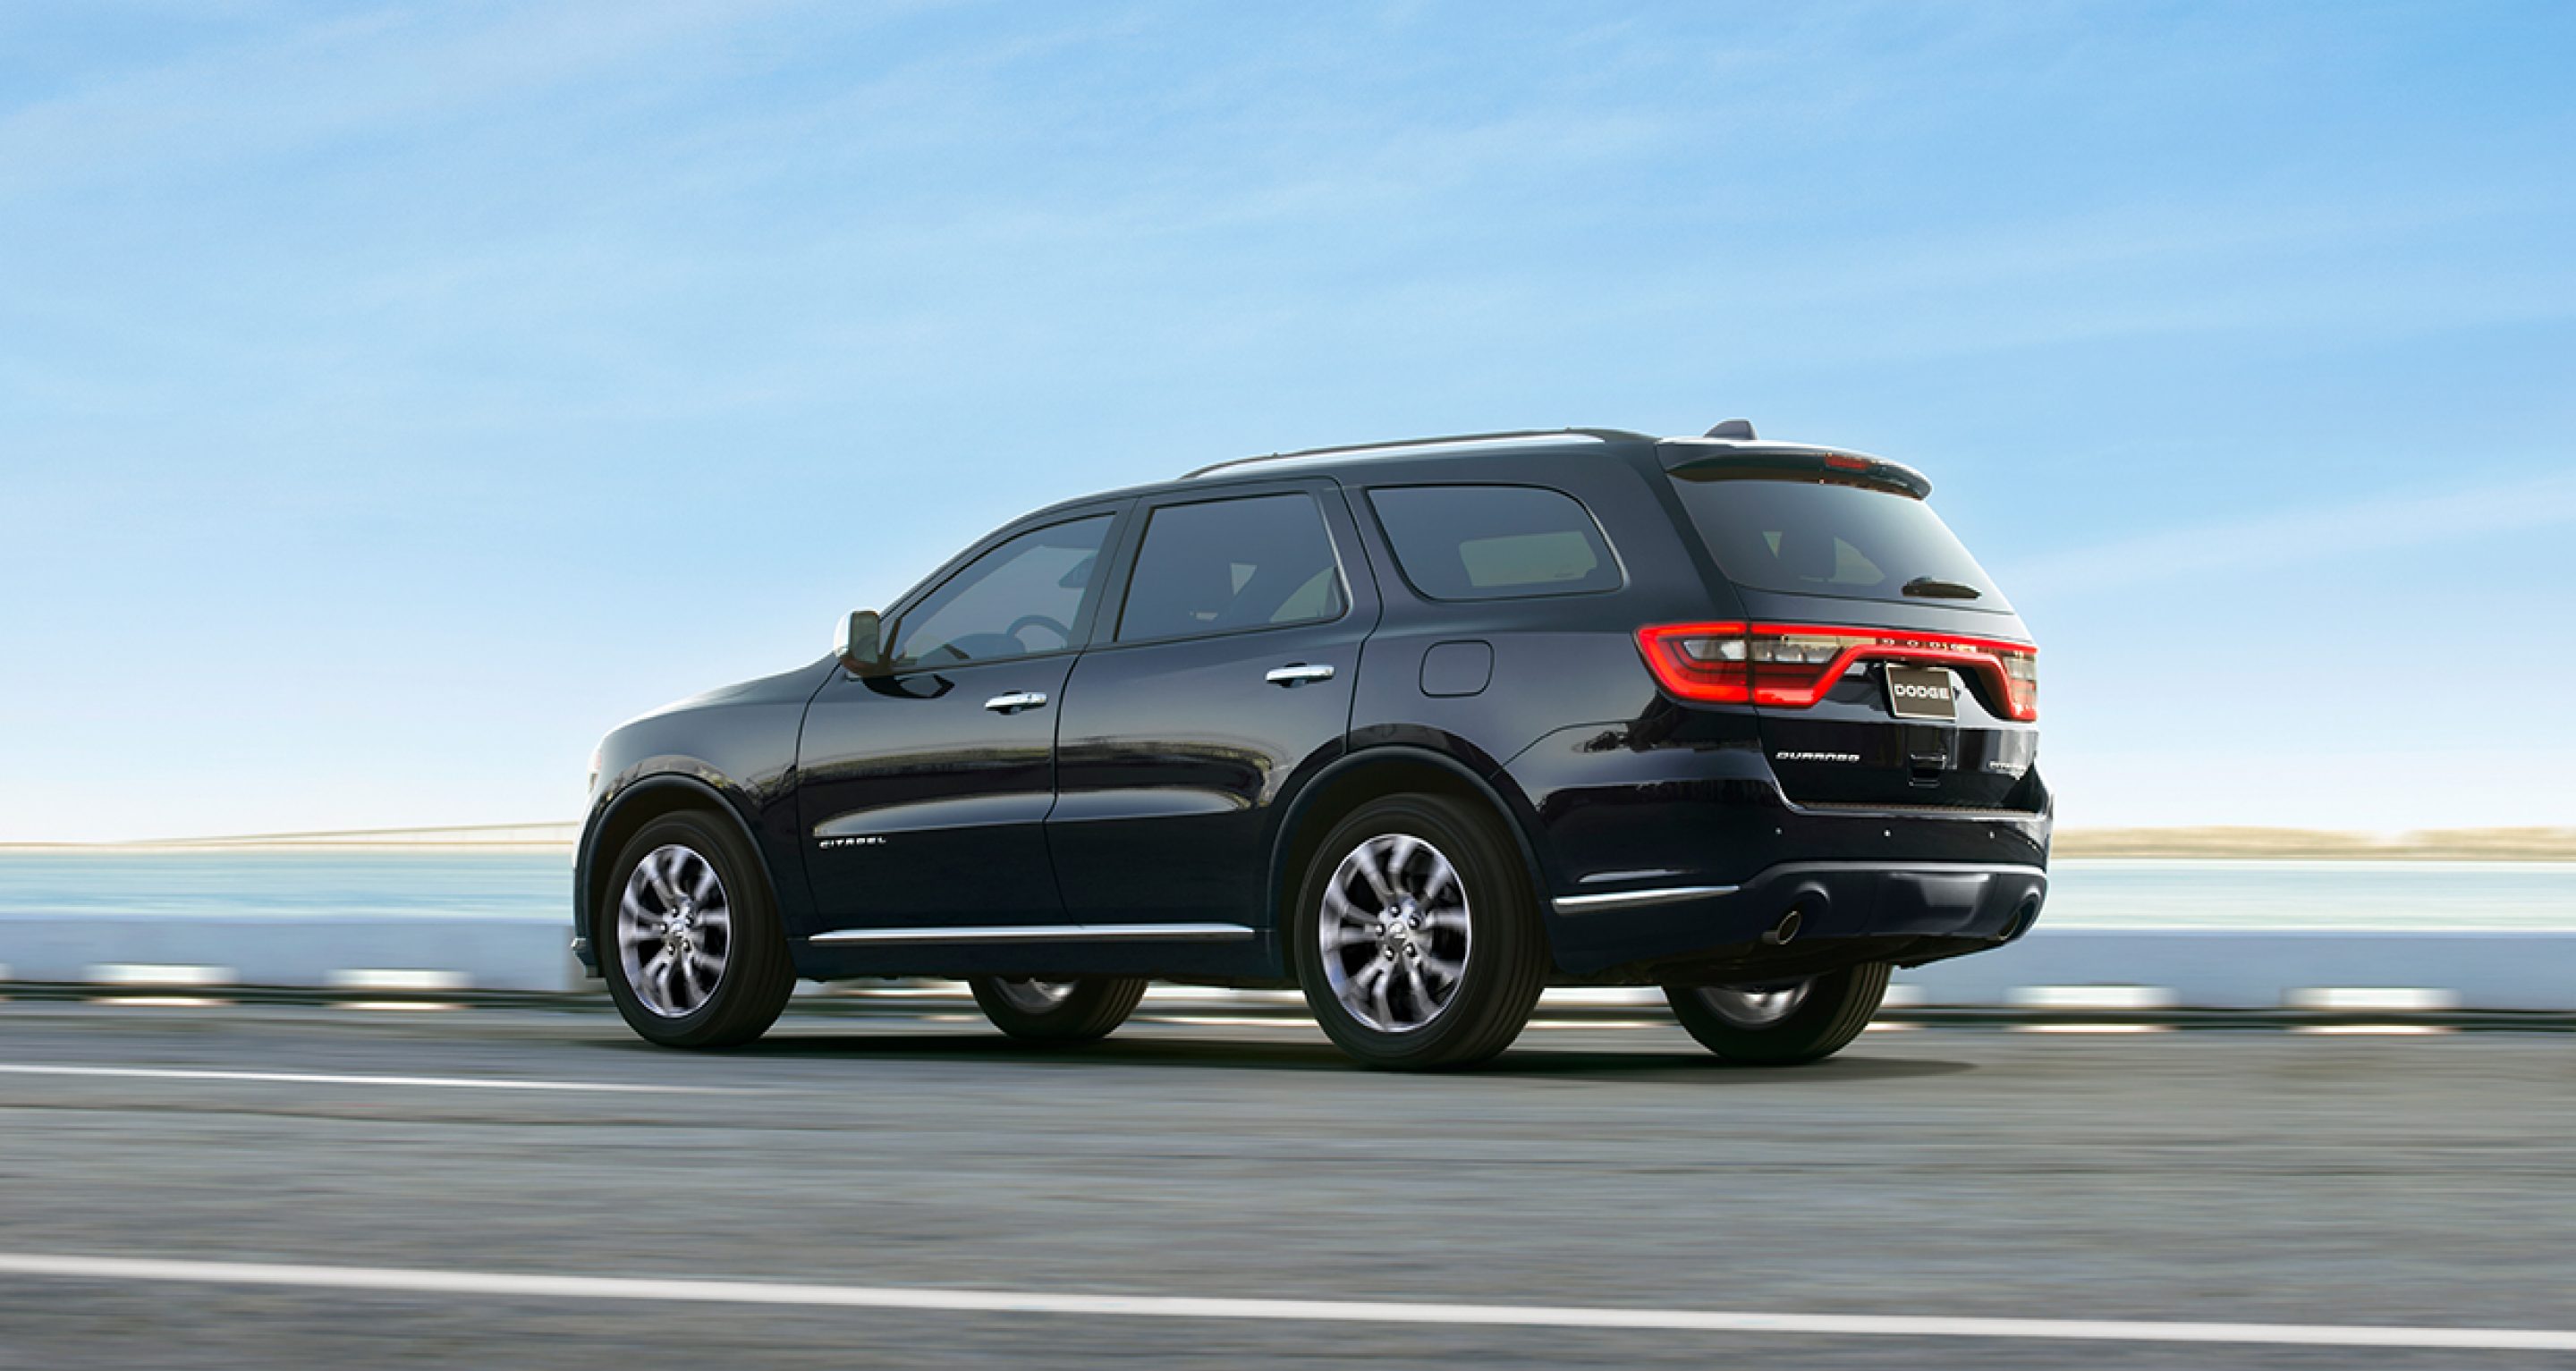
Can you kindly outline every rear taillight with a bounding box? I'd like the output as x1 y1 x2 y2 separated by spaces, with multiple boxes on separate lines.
1636 623 1757 703
1996 645 2038 720
1636 622 2038 721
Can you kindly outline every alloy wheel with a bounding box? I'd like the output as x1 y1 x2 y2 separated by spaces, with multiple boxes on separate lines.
615 843 731 1018
1318 834 1471 1033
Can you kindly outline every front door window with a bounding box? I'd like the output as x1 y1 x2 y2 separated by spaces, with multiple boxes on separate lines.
894 515 1113 669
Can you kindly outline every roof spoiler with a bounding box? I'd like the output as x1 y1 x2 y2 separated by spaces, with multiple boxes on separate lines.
1657 439 1932 500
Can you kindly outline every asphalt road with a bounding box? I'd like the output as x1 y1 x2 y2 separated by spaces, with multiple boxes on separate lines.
0 1001 2571 1368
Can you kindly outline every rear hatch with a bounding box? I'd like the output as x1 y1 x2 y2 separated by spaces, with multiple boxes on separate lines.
1646 444 2042 813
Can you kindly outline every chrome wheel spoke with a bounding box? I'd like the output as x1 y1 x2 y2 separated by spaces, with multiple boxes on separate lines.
1343 958 1390 1013
1419 860 1456 905
1381 835 1421 889
645 852 682 908
1352 845 1397 904
1366 961 1396 1027
1419 903 1469 934
996 977 1077 1012
1321 883 1371 924
1403 961 1436 1016
1696 979 1813 1028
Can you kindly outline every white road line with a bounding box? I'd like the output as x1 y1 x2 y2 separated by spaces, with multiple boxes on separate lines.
0 1064 715 1094
0 1254 2568 1352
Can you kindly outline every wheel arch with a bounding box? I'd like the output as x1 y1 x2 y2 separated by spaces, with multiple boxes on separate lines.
1263 744 1555 967
578 773 779 954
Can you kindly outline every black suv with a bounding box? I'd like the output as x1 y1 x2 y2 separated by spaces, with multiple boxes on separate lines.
576 423 2048 1070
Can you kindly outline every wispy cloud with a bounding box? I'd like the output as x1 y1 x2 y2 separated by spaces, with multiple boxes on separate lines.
1994 472 2576 592
0 1 803 194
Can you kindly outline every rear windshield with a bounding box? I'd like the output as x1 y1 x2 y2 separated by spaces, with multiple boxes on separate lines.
1668 475 2008 609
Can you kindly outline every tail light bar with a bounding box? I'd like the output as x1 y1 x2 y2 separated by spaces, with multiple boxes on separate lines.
1636 622 2038 721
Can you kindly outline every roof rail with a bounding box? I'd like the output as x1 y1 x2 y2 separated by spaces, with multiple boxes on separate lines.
1181 427 1648 480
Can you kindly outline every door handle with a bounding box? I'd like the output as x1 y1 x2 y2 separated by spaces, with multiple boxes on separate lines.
983 691 1049 714
1265 664 1335 687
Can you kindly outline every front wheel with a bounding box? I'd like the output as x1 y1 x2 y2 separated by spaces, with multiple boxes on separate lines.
601 810 796 1049
968 976 1148 1045
1292 794 1546 1071
1665 962 1890 1065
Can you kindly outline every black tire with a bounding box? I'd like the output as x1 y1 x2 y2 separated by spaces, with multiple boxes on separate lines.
1292 794 1547 1071
968 976 1149 1045
599 810 796 1049
1664 962 1890 1065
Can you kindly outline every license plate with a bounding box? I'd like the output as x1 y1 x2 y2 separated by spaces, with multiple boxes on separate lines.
1884 664 1957 720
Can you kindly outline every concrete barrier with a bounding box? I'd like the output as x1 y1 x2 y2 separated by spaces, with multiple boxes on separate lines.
1895 929 2576 1011
2 918 2572 1011
0 918 575 994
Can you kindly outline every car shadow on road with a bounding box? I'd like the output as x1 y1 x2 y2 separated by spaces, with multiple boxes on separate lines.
610 1028 1976 1084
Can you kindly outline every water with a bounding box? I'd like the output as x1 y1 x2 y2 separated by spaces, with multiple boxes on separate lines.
2041 859 2576 930
0 851 2571 930
0 851 569 923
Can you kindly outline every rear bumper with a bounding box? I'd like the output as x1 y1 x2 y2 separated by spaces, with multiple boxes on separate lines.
1547 857 2046 980
1504 726 2054 977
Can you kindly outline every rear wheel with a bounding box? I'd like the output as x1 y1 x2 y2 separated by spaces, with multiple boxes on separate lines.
601 811 795 1049
969 976 1148 1045
1292 794 1546 1071
1665 962 1890 1064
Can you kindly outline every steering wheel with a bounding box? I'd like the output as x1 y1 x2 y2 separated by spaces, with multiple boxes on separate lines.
1005 614 1072 650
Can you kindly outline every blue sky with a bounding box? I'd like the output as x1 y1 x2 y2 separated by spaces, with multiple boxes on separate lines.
4 0 2571 841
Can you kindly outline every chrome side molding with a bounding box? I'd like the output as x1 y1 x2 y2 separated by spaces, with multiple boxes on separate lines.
1551 884 1739 915
809 922 1255 945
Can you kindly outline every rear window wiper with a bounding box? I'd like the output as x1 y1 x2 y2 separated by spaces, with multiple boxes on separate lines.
1902 576 1982 600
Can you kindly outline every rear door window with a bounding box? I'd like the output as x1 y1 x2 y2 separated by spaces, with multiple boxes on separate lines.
1368 485 1622 600
1668 475 2008 609
1115 494 1347 643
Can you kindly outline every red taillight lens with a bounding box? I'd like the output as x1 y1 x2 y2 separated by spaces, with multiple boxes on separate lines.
1636 622 1752 702
1635 622 2038 720
1995 643 2038 720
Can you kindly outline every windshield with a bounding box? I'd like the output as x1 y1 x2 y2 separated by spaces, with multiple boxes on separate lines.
1668 474 2009 610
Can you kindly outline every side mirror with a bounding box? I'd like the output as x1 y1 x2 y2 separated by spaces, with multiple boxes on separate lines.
835 609 887 676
